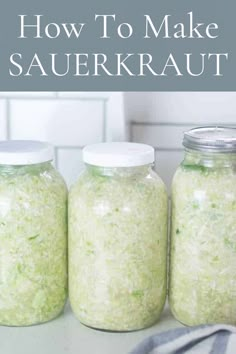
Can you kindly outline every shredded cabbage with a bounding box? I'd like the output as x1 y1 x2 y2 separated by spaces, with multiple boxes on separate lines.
69 166 168 331
169 162 236 325
0 163 67 326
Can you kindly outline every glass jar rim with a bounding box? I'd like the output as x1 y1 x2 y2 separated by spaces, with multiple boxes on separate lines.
183 126 236 153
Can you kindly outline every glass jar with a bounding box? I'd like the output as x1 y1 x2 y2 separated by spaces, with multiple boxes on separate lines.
169 127 236 326
0 141 67 326
69 142 168 331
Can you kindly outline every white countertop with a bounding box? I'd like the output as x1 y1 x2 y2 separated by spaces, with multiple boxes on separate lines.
0 304 183 354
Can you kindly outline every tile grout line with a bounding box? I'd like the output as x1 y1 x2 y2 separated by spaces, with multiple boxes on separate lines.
131 121 236 127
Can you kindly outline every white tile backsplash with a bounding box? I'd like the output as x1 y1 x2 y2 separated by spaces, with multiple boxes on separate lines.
125 92 236 123
0 92 56 98
9 99 104 145
0 92 125 186
132 124 193 149
0 100 7 140
127 92 236 191
57 92 111 99
57 148 84 187
155 151 183 191
0 91 235 191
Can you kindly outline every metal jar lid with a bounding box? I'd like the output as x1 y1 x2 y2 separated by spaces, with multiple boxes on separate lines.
183 126 236 153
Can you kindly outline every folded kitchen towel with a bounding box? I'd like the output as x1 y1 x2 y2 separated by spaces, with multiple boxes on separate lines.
130 324 236 354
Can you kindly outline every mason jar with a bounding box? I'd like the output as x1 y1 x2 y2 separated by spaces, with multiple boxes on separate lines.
69 142 168 331
0 141 67 326
169 127 236 326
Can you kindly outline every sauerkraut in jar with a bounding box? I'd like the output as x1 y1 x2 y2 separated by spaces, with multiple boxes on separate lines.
0 141 67 326
169 127 236 326
69 143 168 331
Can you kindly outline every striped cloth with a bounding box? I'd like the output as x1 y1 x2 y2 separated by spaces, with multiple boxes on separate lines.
130 325 236 354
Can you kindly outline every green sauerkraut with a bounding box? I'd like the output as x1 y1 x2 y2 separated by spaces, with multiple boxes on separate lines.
169 160 236 326
0 163 67 326
69 166 168 331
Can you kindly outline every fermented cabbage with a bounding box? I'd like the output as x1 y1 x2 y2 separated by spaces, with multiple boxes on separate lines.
69 166 168 331
170 161 236 325
0 163 67 326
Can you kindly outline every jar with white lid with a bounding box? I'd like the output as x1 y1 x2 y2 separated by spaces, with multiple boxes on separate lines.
0 141 67 326
169 127 236 326
69 142 168 331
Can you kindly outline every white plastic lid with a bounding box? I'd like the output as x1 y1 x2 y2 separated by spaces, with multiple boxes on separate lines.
0 140 54 165
83 142 155 167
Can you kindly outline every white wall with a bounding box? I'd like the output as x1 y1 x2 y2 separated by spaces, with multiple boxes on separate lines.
0 91 235 191
0 92 125 186
125 92 236 190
